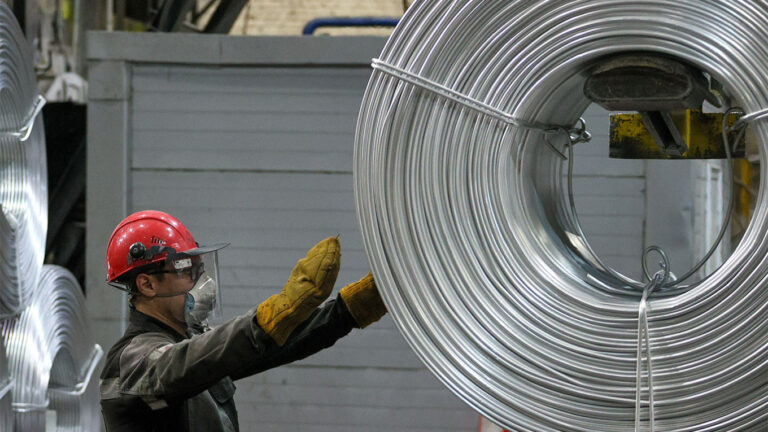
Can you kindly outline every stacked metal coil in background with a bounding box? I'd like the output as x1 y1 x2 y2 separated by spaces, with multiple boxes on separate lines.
0 4 47 318
0 3 102 431
2 267 102 431
355 1 768 431
0 335 12 431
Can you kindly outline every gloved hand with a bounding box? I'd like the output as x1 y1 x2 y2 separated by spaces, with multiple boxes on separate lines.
257 237 340 345
339 272 387 328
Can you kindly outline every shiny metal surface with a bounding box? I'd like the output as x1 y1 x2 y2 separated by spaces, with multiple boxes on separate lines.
0 3 48 318
354 1 768 430
0 329 12 431
2 266 103 431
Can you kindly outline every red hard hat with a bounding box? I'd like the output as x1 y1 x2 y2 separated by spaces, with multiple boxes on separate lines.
106 210 226 285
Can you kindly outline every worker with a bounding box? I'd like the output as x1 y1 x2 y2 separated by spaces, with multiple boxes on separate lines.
99 210 387 431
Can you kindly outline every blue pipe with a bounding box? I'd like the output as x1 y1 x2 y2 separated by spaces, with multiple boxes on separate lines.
302 17 400 35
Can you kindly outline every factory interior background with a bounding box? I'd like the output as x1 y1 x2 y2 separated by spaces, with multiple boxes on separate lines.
0 0 763 431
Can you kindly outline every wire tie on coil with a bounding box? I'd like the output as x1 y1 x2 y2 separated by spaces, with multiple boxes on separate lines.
635 247 668 432
12 401 49 412
0 95 46 142
730 106 768 131
635 274 661 432
545 119 592 159
371 58 590 159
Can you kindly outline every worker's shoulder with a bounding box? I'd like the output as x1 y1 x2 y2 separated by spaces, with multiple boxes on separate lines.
129 329 177 345
102 328 176 380
107 328 175 358
114 330 177 374
120 330 177 359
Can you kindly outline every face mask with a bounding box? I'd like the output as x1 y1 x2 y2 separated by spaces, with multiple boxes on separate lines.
184 273 218 328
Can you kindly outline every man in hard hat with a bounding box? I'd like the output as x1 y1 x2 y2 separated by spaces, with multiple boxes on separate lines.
99 210 386 431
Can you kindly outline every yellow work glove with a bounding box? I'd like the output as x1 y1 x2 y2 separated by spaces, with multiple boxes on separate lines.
257 237 340 345
339 272 387 328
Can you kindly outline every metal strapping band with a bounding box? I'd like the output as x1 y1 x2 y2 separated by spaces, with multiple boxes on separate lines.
12 401 49 413
371 58 591 159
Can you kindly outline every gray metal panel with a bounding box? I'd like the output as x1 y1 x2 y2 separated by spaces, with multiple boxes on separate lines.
125 56 478 430
87 31 387 65
236 364 482 431
130 66 366 172
86 60 131 355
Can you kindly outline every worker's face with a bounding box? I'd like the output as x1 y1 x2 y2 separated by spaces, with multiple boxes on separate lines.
146 264 197 326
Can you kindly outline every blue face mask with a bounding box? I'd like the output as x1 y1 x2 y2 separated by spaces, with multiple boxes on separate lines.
184 293 196 318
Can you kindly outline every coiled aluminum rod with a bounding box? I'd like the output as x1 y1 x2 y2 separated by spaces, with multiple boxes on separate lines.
0 330 12 431
0 3 48 318
354 1 768 430
1 266 103 431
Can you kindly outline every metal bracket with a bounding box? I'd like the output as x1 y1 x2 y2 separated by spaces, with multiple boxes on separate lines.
639 111 688 156
584 54 720 111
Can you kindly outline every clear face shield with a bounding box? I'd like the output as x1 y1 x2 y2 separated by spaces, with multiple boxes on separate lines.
170 249 225 329
109 241 229 329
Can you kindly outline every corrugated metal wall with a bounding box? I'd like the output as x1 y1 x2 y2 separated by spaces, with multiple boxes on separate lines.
87 32 702 432
128 64 471 431
88 34 484 432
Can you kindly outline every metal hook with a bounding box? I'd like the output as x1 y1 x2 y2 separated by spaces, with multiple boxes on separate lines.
543 117 593 160
642 246 670 286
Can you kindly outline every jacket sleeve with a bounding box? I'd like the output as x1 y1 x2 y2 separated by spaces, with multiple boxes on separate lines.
230 294 356 380
117 294 356 405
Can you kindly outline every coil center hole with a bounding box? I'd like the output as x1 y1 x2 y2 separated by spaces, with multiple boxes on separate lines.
566 103 754 288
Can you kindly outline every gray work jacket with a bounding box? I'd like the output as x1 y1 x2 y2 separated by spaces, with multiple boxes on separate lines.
100 296 356 431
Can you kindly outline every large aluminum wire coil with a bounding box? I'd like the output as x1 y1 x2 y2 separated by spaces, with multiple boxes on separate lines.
0 332 12 431
355 1 768 431
0 3 47 317
2 265 103 431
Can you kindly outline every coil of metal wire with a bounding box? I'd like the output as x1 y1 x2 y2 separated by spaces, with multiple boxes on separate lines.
0 3 47 318
2 265 103 431
355 1 768 431
0 331 12 431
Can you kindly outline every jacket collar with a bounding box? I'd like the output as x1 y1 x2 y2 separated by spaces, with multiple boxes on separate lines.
128 307 187 342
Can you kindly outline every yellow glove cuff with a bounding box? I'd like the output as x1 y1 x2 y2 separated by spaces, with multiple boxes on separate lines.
339 272 387 328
